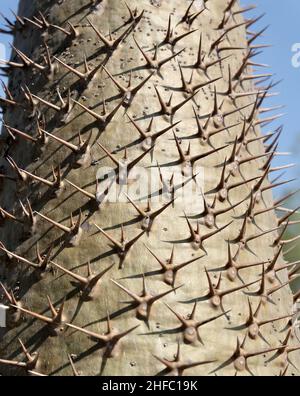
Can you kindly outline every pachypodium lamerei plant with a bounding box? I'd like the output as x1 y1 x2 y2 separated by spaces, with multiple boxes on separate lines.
0 0 299 376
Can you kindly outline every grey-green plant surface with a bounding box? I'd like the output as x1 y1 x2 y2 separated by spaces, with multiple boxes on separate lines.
0 0 299 376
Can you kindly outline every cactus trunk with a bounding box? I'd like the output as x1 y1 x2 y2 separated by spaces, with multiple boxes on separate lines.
0 0 299 376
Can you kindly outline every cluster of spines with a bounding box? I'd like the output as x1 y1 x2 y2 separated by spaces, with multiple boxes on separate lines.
0 0 299 377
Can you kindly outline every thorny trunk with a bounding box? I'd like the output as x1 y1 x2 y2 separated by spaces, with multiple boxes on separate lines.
0 0 299 376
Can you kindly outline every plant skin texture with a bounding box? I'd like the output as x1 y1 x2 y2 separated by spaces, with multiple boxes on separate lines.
0 0 299 376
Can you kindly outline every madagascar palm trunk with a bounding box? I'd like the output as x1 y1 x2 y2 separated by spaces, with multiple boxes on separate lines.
0 0 299 376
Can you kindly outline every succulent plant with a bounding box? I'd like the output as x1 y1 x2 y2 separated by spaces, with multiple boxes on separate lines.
0 0 299 376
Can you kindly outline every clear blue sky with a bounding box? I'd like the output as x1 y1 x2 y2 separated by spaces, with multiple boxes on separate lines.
0 0 299 199
242 0 300 201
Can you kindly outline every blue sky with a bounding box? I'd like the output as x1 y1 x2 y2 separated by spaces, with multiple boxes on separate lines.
242 0 300 201
0 0 299 199
0 1 19 61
